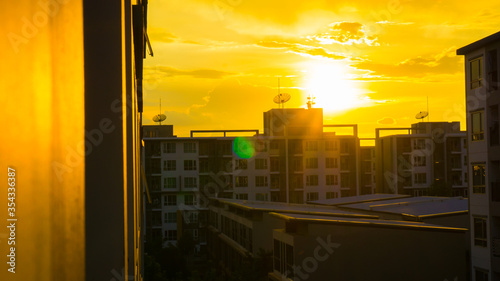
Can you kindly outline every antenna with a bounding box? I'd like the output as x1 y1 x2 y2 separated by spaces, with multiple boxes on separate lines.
426 96 430 122
307 95 316 109
415 111 428 122
274 77 291 108
152 98 167 125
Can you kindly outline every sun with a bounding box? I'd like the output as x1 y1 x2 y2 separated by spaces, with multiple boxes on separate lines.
301 60 364 113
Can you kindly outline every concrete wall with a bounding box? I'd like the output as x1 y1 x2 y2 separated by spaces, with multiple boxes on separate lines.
287 223 466 281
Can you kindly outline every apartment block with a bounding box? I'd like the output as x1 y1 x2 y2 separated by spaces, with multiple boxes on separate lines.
375 122 468 197
458 31 500 281
206 198 467 281
143 108 371 248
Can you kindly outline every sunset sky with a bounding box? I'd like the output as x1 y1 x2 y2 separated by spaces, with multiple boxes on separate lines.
143 0 500 138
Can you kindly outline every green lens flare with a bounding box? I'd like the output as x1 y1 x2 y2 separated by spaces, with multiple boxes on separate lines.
233 137 255 159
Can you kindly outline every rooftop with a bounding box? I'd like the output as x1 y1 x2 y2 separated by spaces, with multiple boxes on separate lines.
213 198 378 219
457 30 500 55
270 212 467 232
308 194 410 206
340 196 468 218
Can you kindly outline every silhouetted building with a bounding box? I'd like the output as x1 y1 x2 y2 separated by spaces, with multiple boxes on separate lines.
458 31 500 281
206 198 467 281
141 108 371 248
2 1 150 281
375 122 467 197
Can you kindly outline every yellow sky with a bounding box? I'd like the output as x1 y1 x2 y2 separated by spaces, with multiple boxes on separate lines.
143 0 500 138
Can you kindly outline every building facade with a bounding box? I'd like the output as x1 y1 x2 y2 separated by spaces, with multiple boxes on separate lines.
1 1 149 281
375 122 468 197
142 108 372 248
458 31 500 281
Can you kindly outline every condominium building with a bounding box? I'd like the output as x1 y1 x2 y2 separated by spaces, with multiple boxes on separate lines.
375 122 468 197
458 31 500 281
206 197 468 281
143 107 370 247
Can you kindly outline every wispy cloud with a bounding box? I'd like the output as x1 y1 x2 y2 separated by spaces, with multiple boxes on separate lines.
150 66 236 79
256 41 347 60
353 47 462 79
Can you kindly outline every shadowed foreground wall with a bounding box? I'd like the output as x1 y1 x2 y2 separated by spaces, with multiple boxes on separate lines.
0 1 144 281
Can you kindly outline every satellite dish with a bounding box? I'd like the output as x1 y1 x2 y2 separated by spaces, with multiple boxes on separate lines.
153 114 167 125
273 93 291 108
415 111 428 120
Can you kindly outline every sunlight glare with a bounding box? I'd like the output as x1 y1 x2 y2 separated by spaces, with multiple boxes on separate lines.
302 61 364 113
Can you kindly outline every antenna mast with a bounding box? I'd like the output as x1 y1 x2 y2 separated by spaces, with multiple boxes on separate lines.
426 96 429 122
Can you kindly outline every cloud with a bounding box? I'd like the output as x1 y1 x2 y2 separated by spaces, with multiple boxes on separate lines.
151 66 236 79
377 117 396 125
147 27 177 43
353 47 462 79
256 41 347 60
376 21 414 25
309 22 379 46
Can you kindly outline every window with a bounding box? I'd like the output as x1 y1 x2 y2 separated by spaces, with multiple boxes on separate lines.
325 158 338 168
474 268 489 281
270 174 280 189
413 139 425 150
487 49 498 91
306 192 319 201
235 159 248 170
163 142 176 153
164 212 176 223
255 140 267 152
164 177 176 189
255 158 268 169
470 57 483 89
305 158 318 169
326 192 338 199
413 156 426 167
292 157 303 171
187 212 198 224
340 173 350 188
325 140 337 151
164 160 176 171
326 174 338 185
255 176 268 187
414 173 426 184
164 230 177 241
274 240 294 277
200 159 210 173
473 217 487 247
270 158 280 171
306 175 318 186
255 193 268 201
305 141 318 151
235 176 248 187
164 195 177 206
471 111 484 141
340 156 349 170
184 177 197 188
340 141 350 153
184 160 196 171
472 164 486 193
184 194 196 206
236 193 248 200
184 142 196 153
